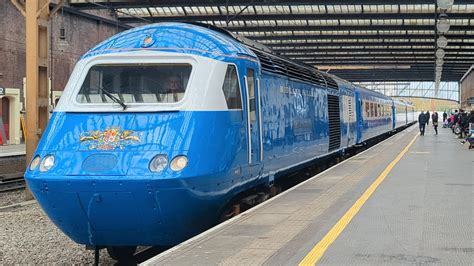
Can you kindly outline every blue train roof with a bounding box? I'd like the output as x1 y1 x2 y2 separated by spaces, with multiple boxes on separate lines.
81 23 256 61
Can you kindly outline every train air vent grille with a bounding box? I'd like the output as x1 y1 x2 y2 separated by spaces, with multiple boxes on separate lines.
327 94 341 151
251 48 327 88
271 58 289 76
251 50 275 71
320 72 339 90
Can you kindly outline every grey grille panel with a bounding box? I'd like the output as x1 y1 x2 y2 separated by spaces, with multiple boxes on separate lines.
328 95 341 151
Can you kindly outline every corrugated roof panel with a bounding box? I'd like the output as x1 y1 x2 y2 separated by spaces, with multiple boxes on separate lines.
448 4 474 13
326 5 337 14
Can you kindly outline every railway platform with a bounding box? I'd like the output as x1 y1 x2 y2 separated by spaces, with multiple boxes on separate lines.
142 125 473 265
0 144 26 158
0 144 26 180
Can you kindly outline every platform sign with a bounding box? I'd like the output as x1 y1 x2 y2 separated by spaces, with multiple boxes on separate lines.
0 87 5 96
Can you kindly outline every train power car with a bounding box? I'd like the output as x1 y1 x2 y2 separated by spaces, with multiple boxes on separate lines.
24 23 414 257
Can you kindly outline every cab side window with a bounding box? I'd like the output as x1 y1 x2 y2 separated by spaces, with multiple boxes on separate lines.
221 65 242 110
247 69 256 121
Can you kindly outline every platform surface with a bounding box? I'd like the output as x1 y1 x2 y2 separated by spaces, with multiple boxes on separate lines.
0 144 26 157
143 125 473 265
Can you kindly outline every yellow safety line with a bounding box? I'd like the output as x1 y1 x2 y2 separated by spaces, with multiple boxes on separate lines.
299 132 419 266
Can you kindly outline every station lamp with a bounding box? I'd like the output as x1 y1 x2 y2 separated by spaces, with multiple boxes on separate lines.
437 36 448 48
437 14 450 34
436 48 445 58
437 0 454 10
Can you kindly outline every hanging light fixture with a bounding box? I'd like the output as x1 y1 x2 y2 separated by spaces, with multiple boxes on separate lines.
437 0 454 10
436 66 443 72
436 58 444 65
437 36 448 48
437 14 450 34
436 48 445 58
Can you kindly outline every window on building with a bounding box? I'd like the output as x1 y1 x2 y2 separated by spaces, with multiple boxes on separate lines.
59 28 66 40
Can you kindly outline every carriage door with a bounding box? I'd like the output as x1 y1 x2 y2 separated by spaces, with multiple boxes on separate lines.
245 68 262 165
354 90 363 143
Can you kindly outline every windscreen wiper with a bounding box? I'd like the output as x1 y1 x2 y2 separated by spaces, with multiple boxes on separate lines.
98 86 127 110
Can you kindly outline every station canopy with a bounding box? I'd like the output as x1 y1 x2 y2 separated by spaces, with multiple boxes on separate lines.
70 0 474 83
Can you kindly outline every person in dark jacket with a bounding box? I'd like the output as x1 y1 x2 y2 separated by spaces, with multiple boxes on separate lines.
418 111 427 136
459 110 468 138
452 110 459 133
432 112 439 135
425 110 430 125
443 111 448 122
468 110 474 124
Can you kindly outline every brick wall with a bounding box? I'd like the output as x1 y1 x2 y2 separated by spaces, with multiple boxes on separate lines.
0 1 123 93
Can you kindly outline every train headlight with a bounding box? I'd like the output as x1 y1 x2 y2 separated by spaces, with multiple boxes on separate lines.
39 155 55 172
29 156 41 171
149 155 168 173
170 155 188 172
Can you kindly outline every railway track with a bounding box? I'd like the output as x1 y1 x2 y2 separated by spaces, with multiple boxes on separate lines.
0 176 26 193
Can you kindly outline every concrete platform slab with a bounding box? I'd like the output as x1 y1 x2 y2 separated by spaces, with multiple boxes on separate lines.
142 126 473 266
0 144 26 157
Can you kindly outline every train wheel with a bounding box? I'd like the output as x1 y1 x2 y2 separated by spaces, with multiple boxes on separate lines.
106 246 137 262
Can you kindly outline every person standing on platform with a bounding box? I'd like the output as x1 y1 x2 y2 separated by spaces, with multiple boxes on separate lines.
451 110 458 133
418 111 427 136
425 110 430 125
459 110 468 139
443 111 448 122
432 111 439 135
468 110 474 124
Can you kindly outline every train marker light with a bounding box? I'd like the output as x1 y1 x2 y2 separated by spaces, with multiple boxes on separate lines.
39 155 55 172
170 156 188 172
142 35 155 48
29 156 41 171
149 155 168 172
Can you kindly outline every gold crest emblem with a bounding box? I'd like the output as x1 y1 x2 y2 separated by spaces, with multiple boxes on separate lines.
80 128 141 150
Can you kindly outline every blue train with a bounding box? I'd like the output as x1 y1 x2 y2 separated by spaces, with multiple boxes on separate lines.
25 23 415 254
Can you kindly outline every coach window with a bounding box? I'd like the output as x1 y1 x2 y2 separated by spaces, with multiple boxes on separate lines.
246 69 256 121
221 65 242 110
370 102 374 118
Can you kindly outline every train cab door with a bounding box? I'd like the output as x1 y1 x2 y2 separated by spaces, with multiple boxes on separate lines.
244 68 262 168
392 105 396 129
